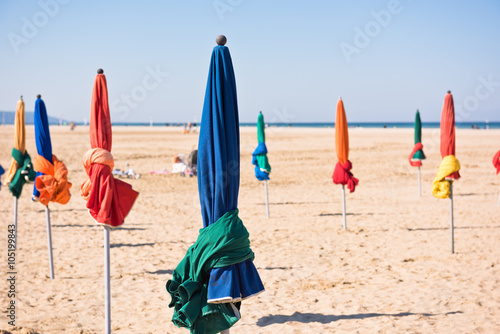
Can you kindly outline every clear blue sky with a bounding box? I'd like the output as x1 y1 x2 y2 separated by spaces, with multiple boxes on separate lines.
1 0 499 123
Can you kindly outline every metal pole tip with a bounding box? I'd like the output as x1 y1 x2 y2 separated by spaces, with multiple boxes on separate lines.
216 35 227 46
447 90 451 94
97 68 104 74
37 94 41 99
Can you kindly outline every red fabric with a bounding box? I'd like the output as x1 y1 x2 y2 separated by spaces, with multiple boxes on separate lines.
82 73 138 227
332 160 359 193
90 74 112 151
409 143 423 167
440 92 460 180
493 150 500 174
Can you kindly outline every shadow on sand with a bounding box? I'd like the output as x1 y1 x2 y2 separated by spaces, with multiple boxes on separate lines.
110 242 155 248
318 213 376 217
407 226 500 232
146 269 173 275
257 311 462 326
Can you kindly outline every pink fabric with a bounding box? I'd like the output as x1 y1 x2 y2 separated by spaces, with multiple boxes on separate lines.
409 143 424 167
332 160 359 193
493 150 500 174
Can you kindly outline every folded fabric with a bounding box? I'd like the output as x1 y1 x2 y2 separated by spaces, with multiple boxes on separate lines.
409 143 425 167
252 143 271 181
0 164 4 190
432 155 461 199
493 150 500 174
7 148 36 198
33 154 72 206
332 160 359 193
166 209 255 334
81 148 138 227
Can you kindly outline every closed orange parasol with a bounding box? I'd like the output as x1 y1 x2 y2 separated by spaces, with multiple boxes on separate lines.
332 98 358 229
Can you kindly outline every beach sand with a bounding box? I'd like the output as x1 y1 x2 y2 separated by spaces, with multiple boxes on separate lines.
1 125 499 333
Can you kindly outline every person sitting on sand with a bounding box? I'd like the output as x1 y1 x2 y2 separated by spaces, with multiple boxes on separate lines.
172 154 187 175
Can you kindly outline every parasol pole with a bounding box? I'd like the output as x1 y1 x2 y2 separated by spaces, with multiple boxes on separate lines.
418 166 421 197
14 197 18 248
264 180 270 218
449 180 454 254
341 185 346 230
45 206 54 279
104 226 111 334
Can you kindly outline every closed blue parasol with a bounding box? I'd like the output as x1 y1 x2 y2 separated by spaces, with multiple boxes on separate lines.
199 37 264 306
32 94 56 279
166 35 264 334
33 95 52 200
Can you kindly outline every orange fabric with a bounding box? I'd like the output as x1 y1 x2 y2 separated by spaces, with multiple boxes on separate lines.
335 99 349 164
82 73 139 228
33 154 72 206
440 92 460 180
409 143 424 167
493 150 500 174
5 99 26 184
81 148 114 200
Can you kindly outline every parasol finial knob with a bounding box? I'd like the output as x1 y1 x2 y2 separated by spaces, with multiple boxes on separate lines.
37 94 41 99
98 68 104 74
339 96 342 100
20 95 23 100
216 35 227 46
447 90 451 94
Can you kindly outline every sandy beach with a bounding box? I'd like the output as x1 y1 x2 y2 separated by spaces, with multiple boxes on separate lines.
1 125 499 334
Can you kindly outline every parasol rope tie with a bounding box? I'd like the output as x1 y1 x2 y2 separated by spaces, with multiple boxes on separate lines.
409 142 424 167
432 155 461 199
332 160 359 193
493 150 500 174
33 154 72 206
80 148 114 201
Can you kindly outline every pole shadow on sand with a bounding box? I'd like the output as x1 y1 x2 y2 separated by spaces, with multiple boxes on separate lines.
256 311 463 326
407 226 500 231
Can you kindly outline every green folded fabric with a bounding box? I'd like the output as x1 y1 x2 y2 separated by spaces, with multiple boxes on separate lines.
255 155 271 173
166 209 254 333
9 148 36 199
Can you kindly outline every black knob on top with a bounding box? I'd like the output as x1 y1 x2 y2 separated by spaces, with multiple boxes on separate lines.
216 35 227 46
37 94 41 99
447 90 451 94
97 68 104 74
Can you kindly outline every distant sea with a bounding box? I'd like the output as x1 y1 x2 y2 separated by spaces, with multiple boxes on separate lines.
0 109 498 129
89 121 500 129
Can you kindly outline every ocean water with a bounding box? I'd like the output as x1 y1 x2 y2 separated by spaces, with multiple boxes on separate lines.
100 122 500 129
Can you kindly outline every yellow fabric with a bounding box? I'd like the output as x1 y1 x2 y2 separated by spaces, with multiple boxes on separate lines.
432 155 460 199
5 99 26 184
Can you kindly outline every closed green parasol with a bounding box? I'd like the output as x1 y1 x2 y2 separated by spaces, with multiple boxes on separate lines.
409 109 426 196
412 110 425 160
252 112 271 217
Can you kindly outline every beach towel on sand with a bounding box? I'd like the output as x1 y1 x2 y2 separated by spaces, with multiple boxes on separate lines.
166 209 255 334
